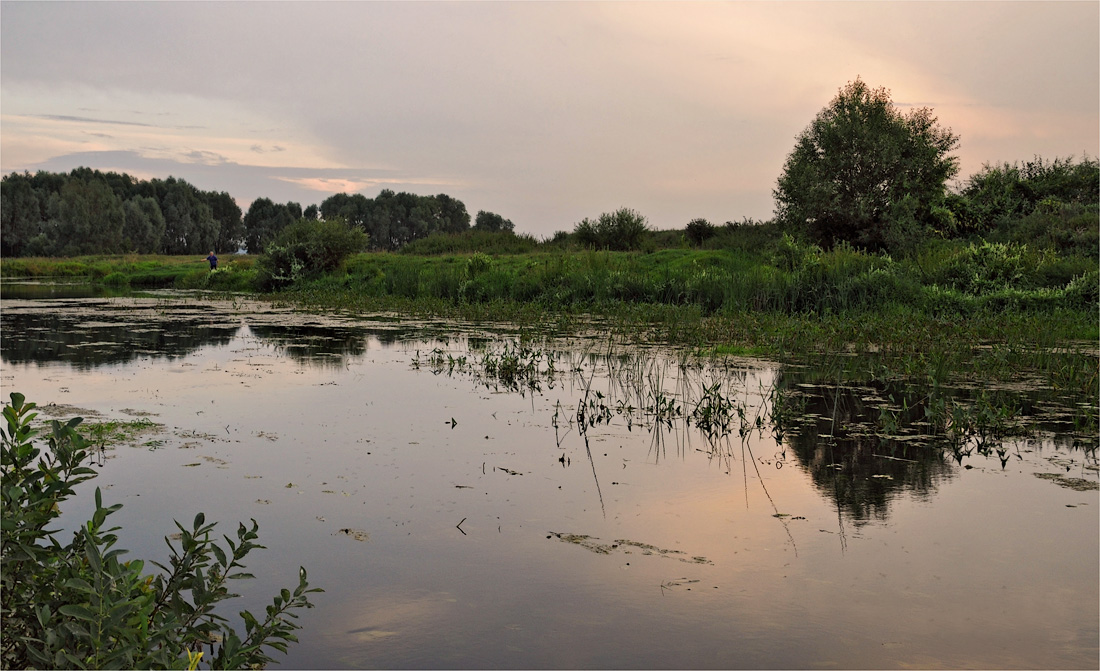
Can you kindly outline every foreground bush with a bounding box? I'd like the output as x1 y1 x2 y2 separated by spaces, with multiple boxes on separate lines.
1 393 320 669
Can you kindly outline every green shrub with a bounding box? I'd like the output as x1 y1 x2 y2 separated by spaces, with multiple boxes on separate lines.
257 218 367 290
927 241 1064 295
400 230 539 255
1 393 320 669
573 208 650 251
684 218 716 246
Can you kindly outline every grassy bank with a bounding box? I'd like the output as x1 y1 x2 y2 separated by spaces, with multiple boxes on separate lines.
0 253 257 291
291 240 1097 316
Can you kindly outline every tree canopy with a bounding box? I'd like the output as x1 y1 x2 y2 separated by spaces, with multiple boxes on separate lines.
318 190 470 251
1 170 243 257
473 210 515 233
773 78 960 252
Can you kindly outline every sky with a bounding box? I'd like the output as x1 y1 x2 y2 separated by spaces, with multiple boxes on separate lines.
2 1 1097 238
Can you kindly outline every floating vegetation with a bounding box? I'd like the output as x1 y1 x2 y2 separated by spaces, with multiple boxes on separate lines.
660 578 702 592
337 528 370 542
548 532 711 564
1033 473 1099 491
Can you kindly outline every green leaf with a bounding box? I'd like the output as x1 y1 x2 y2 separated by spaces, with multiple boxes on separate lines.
211 543 227 567
64 577 97 595
58 604 96 622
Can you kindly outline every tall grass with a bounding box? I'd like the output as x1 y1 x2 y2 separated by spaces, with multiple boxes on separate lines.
289 240 1096 320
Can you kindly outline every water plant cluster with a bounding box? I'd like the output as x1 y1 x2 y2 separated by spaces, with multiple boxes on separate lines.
1 393 321 669
419 338 1098 470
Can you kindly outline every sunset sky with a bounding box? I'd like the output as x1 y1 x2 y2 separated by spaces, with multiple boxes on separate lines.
2 1 1097 237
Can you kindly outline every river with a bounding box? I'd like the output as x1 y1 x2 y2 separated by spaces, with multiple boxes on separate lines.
1 290 1096 669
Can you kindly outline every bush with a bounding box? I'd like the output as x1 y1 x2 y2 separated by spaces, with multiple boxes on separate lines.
257 218 367 290
103 272 130 287
1 393 320 669
400 230 538 255
685 218 716 246
572 208 650 251
928 241 1061 295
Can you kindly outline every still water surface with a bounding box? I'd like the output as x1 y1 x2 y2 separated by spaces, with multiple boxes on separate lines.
1 292 1097 669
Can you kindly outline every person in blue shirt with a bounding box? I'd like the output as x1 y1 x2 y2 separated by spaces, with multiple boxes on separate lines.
206 251 218 270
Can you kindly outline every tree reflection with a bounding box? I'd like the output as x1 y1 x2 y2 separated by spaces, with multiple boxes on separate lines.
0 308 240 370
771 371 956 524
247 324 370 367
0 299 432 370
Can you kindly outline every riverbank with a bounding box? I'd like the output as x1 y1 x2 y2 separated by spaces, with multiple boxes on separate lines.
3 244 1097 404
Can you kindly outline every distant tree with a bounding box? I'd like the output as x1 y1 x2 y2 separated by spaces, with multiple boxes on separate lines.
206 191 244 253
434 194 471 234
774 78 960 252
320 193 370 230
318 191 470 251
121 196 166 254
1 173 45 256
474 210 515 233
243 198 296 254
286 201 303 220
49 177 126 256
160 178 217 255
303 204 320 221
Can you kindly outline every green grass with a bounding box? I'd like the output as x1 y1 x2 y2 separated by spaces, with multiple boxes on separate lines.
1 254 258 291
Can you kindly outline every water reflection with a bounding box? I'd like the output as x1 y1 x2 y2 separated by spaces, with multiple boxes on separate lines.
1 303 241 369
772 375 955 523
1 296 444 370
0 280 132 300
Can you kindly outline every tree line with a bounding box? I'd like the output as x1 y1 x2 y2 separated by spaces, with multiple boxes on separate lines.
3 77 1096 259
0 168 514 257
0 169 242 257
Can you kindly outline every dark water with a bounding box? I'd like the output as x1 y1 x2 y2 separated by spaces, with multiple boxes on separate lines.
2 294 1097 669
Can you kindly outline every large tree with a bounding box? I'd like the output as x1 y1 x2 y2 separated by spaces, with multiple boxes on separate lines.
206 191 244 253
243 198 297 254
160 178 217 255
1 173 45 256
121 195 166 253
774 78 960 252
49 177 126 256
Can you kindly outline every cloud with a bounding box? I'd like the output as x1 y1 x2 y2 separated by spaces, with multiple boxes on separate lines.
1 2 1096 236
181 150 230 166
30 114 156 128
